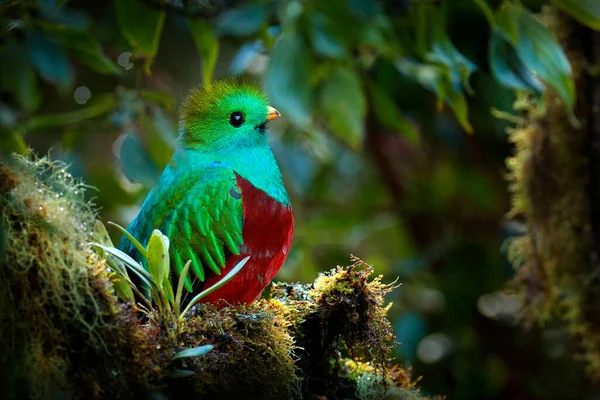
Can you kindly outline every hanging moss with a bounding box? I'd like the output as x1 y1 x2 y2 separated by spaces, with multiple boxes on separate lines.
506 7 600 377
0 154 440 399
0 155 159 399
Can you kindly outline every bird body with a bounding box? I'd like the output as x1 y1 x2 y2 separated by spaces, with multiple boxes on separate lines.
119 80 293 304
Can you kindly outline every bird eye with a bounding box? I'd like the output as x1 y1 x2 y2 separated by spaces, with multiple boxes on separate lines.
229 111 244 128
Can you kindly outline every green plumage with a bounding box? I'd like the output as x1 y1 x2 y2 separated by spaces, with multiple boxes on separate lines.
123 161 243 291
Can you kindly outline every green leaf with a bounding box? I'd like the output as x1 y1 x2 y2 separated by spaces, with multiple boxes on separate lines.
423 6 478 94
171 345 214 361
168 369 196 378
489 28 544 93
472 0 496 26
553 0 600 30
308 12 346 59
320 65 366 148
27 29 74 92
93 220 114 247
110 272 135 303
514 7 575 112
115 0 165 73
180 256 250 318
147 229 170 288
265 33 312 128
25 94 116 131
92 243 150 281
92 220 130 277
188 19 219 86
109 221 147 259
216 3 269 36
395 59 446 99
40 23 120 75
495 5 575 117
395 59 473 133
92 243 156 293
175 260 192 317
367 82 418 144
0 38 41 112
446 86 472 134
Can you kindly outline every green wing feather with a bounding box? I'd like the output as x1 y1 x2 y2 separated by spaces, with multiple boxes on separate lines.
120 163 244 292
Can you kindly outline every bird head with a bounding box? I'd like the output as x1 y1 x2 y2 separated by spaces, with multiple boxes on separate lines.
179 79 280 151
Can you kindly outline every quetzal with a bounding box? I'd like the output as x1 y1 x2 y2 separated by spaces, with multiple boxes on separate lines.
118 79 294 304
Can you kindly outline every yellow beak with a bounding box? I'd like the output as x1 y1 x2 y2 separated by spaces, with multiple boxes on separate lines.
266 106 281 121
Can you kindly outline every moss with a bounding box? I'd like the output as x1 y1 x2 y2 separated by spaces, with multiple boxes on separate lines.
165 300 301 400
337 359 441 400
269 258 401 397
0 155 158 399
506 7 600 377
0 154 436 399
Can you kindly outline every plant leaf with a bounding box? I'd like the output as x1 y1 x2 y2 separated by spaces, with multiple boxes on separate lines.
109 272 135 302
216 3 269 36
0 38 40 112
188 19 219 86
168 369 196 378
40 23 120 75
115 0 165 74
367 82 418 144
395 59 472 133
514 7 575 112
175 260 192 317
495 5 575 118
25 94 116 131
171 345 214 361
553 0 600 30
320 65 366 148
27 29 74 92
308 12 346 59
91 243 155 290
147 230 170 289
265 33 312 128
108 221 147 258
180 256 250 318
489 28 544 93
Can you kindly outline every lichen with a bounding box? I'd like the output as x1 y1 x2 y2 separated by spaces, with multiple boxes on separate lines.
0 154 436 399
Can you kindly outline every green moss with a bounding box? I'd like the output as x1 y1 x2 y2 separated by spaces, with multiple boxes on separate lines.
0 155 158 399
506 7 600 377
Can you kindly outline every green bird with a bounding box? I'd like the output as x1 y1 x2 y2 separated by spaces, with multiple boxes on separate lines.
119 79 294 304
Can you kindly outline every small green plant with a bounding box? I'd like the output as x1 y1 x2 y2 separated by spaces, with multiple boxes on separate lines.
91 221 249 339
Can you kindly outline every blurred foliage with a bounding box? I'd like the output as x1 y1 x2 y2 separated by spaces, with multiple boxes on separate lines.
1 0 600 398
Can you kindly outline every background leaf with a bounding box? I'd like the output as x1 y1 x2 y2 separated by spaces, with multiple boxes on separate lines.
367 82 418 144
553 0 600 30
320 65 366 148
265 33 312 128
41 23 120 75
497 5 575 114
515 7 574 110
188 19 219 86
0 39 41 112
115 0 165 73
489 28 544 93
27 29 74 92
216 3 269 36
